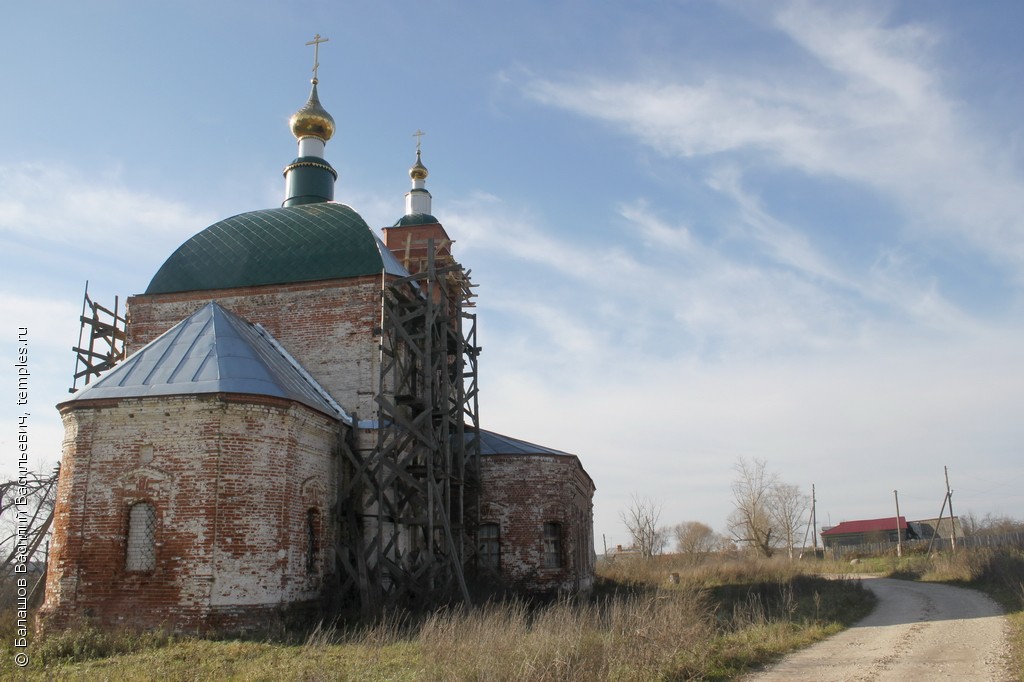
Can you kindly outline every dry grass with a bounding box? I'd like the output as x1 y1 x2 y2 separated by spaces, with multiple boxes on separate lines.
1 556 873 681
415 590 713 681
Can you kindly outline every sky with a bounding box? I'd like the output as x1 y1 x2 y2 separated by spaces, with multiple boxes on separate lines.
2 1 1023 553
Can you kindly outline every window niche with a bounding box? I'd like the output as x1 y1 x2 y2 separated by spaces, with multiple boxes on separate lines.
306 508 322 573
543 521 562 569
125 501 157 572
478 522 501 570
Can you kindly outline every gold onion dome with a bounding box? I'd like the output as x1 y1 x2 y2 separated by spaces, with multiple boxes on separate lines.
290 81 335 141
409 150 428 181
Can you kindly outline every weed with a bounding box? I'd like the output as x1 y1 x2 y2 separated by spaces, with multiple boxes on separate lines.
3 556 875 680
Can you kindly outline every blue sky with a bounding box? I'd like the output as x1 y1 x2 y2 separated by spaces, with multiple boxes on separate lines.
2 1 1023 551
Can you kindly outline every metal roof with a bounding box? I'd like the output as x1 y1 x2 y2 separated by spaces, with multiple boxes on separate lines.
473 429 595 490
393 212 439 227
821 517 907 536
146 202 408 295
475 430 575 457
66 302 344 419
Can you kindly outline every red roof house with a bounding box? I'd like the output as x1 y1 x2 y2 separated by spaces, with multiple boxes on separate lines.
821 517 911 547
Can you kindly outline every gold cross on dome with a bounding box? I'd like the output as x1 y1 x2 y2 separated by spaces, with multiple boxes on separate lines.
305 34 329 82
413 129 426 151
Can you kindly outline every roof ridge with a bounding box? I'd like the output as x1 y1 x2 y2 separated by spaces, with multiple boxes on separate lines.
65 302 345 420
250 322 351 425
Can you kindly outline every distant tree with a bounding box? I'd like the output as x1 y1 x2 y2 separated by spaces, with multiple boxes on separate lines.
727 458 778 557
673 521 720 563
653 526 670 556
963 512 1024 536
727 458 809 558
620 494 664 558
768 482 810 559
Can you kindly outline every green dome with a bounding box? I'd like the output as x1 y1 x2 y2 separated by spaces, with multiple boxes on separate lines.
393 212 439 227
147 202 407 295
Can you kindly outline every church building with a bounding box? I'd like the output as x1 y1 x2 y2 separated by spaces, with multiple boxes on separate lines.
40 45 595 633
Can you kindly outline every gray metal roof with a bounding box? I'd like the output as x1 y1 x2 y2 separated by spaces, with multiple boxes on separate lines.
475 429 575 457
473 429 595 490
67 302 344 419
374 232 409 279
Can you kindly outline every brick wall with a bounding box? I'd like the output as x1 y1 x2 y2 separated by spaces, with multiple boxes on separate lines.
40 393 340 633
126 277 387 420
381 223 452 275
477 454 596 594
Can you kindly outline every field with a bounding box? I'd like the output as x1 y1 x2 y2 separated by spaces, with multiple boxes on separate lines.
2 549 1020 681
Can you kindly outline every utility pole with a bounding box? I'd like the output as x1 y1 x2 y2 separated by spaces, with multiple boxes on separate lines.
945 466 957 553
811 484 818 555
894 489 903 558
927 492 949 555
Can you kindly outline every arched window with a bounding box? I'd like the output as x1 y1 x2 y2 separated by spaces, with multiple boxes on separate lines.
126 502 157 571
306 508 322 573
543 522 562 569
478 523 501 570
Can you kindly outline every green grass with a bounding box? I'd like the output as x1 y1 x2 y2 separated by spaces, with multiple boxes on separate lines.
1 557 875 681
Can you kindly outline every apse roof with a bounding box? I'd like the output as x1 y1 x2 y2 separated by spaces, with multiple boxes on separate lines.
473 429 595 489
146 202 408 295
65 302 344 419
475 430 575 457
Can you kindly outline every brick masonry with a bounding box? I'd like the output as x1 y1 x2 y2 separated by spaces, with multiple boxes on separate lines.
126 276 387 420
381 222 452 276
40 394 340 632
42 225 597 632
477 454 596 593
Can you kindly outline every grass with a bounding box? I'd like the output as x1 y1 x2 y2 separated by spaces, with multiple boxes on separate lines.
0 557 874 681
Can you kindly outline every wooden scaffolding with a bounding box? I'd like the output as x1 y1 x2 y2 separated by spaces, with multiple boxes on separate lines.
336 242 480 611
69 282 126 393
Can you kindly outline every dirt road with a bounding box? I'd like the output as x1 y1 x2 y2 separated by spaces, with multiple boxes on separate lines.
743 576 1013 681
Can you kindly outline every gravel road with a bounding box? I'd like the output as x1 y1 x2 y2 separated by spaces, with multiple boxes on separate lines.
742 576 1014 681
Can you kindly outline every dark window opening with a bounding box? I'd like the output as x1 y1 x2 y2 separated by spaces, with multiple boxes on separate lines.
543 522 562 569
478 523 501 570
306 508 321 573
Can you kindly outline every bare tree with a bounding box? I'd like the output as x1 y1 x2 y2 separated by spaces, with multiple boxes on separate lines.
620 493 664 558
0 466 59 606
727 457 777 557
727 458 810 558
673 521 720 563
963 512 1024 536
768 482 809 559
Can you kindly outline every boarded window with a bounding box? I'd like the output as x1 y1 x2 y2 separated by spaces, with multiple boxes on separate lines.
306 508 321 573
478 523 500 570
126 502 157 571
543 522 562 569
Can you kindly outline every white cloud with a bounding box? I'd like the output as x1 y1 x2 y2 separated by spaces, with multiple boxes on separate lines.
0 164 221 482
0 293 83 481
517 2 1024 275
0 163 218 274
442 10 1024 541
443 177 985 373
